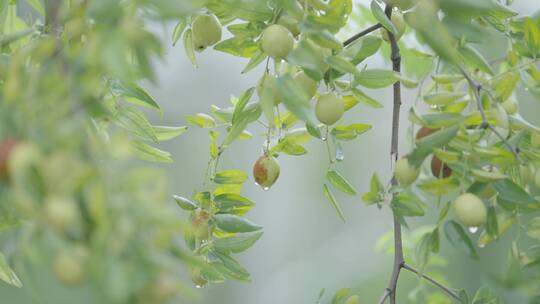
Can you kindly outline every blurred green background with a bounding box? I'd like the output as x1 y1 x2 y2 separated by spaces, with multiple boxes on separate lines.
2 1 540 303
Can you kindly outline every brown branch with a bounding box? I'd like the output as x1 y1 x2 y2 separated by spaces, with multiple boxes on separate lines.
343 23 382 46
402 264 461 301
458 66 520 160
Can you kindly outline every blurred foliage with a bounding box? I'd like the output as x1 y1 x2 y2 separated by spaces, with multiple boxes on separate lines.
1 0 540 303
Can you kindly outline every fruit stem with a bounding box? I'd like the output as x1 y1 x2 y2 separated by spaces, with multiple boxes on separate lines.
343 23 383 47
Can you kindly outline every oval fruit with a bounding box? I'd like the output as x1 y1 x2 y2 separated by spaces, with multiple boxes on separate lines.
453 193 487 227
253 155 280 189
294 71 318 98
382 10 406 42
54 246 88 286
431 156 452 178
395 157 419 186
502 98 519 115
256 74 281 104
44 196 80 233
192 14 222 52
261 24 294 60
315 92 344 125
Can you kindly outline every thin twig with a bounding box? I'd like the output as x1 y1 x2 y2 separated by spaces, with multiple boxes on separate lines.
378 288 391 304
343 23 382 46
402 264 461 301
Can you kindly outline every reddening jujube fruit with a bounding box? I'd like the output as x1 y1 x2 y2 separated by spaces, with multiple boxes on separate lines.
415 126 438 141
191 209 211 240
382 10 406 42
256 74 281 104
253 155 280 189
431 156 452 178
453 193 487 227
0 138 17 179
192 14 222 52
395 157 419 186
315 92 344 125
261 24 294 60
294 71 318 98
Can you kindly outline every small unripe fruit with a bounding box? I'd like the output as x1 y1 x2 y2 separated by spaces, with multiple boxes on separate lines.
315 92 344 125
395 157 419 186
191 209 211 240
44 197 79 233
261 24 294 60
453 193 487 227
192 14 222 52
0 138 18 179
294 71 318 98
382 10 406 42
531 132 540 148
277 14 300 37
54 246 88 286
415 127 438 141
431 156 452 178
253 155 280 189
501 98 519 115
190 267 208 288
256 74 281 104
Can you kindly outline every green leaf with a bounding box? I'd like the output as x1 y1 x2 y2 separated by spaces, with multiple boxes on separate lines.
214 214 262 233
241 50 267 74
25 0 44 15
351 88 383 108
153 126 187 141
444 220 478 259
287 39 328 81
408 125 459 167
172 19 187 46
232 87 255 124
130 141 173 163
493 179 537 206
486 206 499 237
325 55 359 75
391 193 425 217
370 0 396 34
223 103 261 147
423 92 466 106
326 170 357 195
214 170 248 184
214 36 258 58
362 173 384 205
173 195 198 210
209 130 219 158
354 69 398 89
331 288 351 304
323 184 345 222
331 123 372 141
214 231 263 253
526 217 540 241
186 113 216 128
183 28 197 67
210 251 251 282
458 289 470 304
0 252 22 288
111 81 161 112
432 74 465 84
276 74 316 126
214 193 255 215
459 45 494 75
115 107 158 142
471 169 507 182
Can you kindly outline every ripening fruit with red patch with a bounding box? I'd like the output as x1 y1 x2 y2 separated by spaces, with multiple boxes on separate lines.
294 71 318 98
431 156 452 178
256 74 281 105
316 92 344 125
192 14 222 52
190 267 208 288
44 196 80 233
395 156 419 186
0 138 18 179
261 24 294 60
415 127 438 141
54 245 88 286
382 10 406 42
453 193 487 227
253 155 280 189
191 209 211 240
502 98 519 115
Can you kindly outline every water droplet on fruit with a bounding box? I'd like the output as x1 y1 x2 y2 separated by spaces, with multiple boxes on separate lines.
321 136 327 141
263 186 270 191
336 150 344 161
468 226 478 234
195 284 206 289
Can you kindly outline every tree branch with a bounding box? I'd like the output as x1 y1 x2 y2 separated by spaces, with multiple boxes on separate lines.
402 264 461 301
343 23 382 47
458 66 520 160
